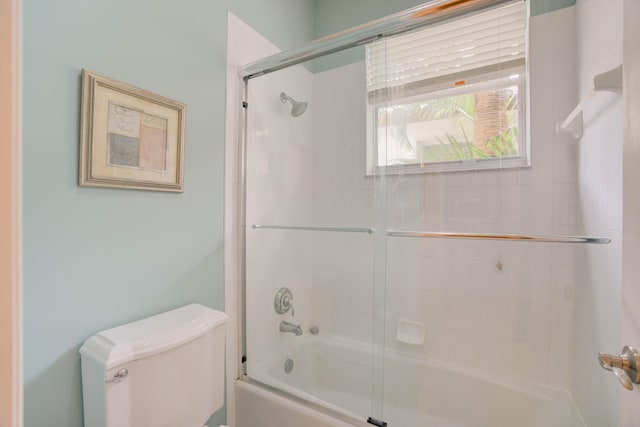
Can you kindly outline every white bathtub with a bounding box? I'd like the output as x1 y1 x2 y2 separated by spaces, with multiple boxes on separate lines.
237 335 585 427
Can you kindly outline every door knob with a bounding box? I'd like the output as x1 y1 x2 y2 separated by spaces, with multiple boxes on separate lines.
598 345 640 391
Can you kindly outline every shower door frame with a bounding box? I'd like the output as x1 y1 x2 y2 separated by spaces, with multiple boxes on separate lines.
236 74 377 427
230 1 640 425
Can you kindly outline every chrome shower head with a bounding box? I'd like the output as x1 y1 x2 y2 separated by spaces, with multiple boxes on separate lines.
280 92 308 117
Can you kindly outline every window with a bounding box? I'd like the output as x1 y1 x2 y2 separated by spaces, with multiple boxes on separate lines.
366 1 528 174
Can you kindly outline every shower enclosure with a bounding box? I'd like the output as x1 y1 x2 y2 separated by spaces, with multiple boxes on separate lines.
233 0 624 425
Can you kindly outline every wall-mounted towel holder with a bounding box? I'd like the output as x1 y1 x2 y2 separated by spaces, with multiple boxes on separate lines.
556 64 623 139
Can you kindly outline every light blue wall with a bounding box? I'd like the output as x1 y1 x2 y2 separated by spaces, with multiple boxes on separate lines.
313 0 577 39
313 0 427 39
22 1 313 426
22 0 575 425
311 0 576 72
531 0 576 16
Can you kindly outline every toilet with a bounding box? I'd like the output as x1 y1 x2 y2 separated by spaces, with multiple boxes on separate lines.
79 304 228 427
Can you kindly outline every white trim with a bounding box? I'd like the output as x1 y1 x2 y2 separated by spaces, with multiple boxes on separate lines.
363 0 529 176
224 13 281 426
0 0 23 425
621 0 640 423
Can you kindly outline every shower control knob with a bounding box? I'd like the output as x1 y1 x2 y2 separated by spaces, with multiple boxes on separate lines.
274 287 294 315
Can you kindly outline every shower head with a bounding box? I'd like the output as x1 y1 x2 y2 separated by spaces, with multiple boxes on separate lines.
280 92 308 117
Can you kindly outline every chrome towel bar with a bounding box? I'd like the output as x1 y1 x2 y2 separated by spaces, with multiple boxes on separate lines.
252 224 610 244
252 224 374 234
386 231 611 244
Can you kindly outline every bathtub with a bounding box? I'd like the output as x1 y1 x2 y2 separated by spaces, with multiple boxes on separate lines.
237 335 585 427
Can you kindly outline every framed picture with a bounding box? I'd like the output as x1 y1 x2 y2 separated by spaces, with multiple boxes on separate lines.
80 69 186 192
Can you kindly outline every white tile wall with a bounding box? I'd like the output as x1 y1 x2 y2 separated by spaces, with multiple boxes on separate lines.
225 14 283 424
572 0 623 424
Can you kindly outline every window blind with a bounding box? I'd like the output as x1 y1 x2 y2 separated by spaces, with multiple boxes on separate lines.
366 1 527 101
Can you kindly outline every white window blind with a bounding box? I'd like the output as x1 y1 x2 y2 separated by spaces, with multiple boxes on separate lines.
366 1 527 100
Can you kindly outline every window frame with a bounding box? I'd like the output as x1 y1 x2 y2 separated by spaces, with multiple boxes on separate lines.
366 72 529 175
364 0 530 176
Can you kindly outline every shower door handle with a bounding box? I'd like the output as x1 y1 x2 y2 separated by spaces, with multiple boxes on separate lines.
598 345 640 391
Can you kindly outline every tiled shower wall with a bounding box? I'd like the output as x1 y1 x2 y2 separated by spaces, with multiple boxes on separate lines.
572 0 623 424
310 7 582 390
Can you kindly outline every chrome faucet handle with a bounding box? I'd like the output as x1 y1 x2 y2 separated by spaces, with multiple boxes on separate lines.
275 287 294 316
287 297 294 316
598 346 640 391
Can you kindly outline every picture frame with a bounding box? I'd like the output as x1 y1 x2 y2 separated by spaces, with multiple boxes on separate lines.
80 69 186 192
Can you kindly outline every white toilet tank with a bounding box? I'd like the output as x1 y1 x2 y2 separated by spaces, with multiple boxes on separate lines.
79 304 228 427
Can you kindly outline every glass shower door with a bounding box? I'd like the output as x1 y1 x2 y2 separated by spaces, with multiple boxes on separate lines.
242 45 388 425
240 2 621 424
368 5 619 425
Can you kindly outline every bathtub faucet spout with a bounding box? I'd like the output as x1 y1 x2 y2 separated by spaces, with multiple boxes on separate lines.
279 321 303 336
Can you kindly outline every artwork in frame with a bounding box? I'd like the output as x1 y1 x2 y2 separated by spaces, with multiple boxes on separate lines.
80 69 186 192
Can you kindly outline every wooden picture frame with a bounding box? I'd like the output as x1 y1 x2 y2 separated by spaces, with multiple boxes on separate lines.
80 69 186 192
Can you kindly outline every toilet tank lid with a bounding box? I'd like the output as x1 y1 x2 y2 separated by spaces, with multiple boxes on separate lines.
79 304 228 369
